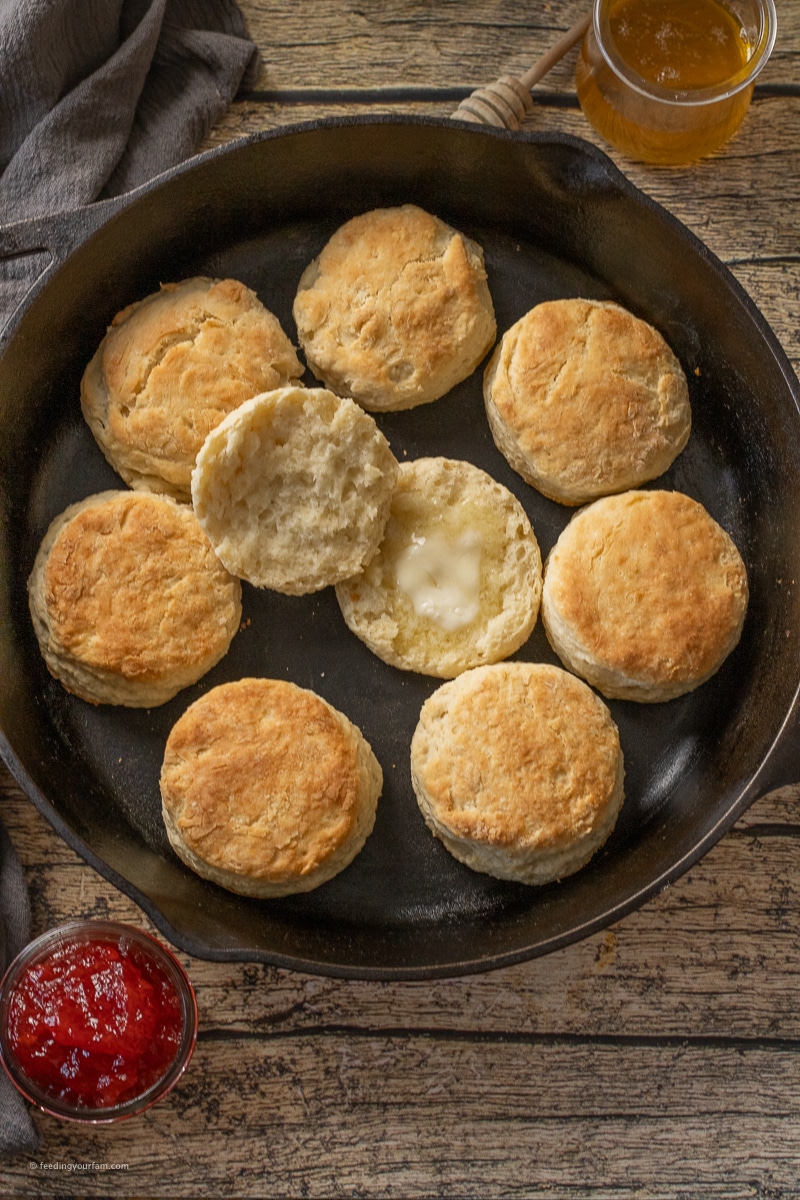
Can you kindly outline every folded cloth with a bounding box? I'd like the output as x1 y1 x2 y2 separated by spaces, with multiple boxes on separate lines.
0 0 260 325
0 818 39 1157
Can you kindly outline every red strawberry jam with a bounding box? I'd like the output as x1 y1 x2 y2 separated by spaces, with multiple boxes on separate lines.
3 930 189 1112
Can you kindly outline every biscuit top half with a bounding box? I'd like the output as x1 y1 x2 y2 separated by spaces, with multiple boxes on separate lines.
544 489 749 687
484 298 691 504
160 678 370 884
292 205 496 410
81 277 302 497
37 490 241 684
411 662 622 853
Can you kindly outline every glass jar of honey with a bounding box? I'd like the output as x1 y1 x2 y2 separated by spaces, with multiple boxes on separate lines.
575 0 777 164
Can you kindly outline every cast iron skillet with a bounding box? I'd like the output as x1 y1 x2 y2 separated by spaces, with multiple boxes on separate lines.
1 117 800 980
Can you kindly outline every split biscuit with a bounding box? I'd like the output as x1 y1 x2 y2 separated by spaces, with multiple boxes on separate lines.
483 298 691 505
191 385 399 594
335 456 542 678
292 204 496 411
541 489 749 702
27 490 242 707
81 276 303 499
410 662 625 885
160 678 382 897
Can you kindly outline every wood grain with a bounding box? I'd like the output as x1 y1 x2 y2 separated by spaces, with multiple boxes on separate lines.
2 1 800 1195
4 773 800 1196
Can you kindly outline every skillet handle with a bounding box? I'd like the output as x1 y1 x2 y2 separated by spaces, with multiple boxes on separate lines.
753 696 800 796
0 198 125 263
0 198 125 336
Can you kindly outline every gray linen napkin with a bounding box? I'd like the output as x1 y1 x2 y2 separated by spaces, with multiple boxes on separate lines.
0 819 39 1156
0 0 259 1153
0 0 260 325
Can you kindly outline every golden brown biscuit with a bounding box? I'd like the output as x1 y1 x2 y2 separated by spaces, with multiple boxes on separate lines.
410 662 624 885
191 385 399 594
292 205 496 411
483 298 691 505
335 456 542 678
541 489 749 702
160 678 382 897
81 276 303 499
27 490 242 707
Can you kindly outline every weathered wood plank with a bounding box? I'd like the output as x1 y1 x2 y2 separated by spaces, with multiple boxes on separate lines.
1 3 799 1195
243 0 601 89
237 0 799 90
4 777 800 1042
5 1035 800 1197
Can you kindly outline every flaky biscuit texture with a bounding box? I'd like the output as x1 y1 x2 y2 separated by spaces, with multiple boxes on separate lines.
335 456 542 678
411 662 624 884
160 678 382 897
80 276 303 499
484 298 691 505
541 489 749 701
293 205 497 411
27 490 242 706
192 385 399 594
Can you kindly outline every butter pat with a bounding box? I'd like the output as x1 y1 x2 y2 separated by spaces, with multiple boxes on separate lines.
396 531 482 631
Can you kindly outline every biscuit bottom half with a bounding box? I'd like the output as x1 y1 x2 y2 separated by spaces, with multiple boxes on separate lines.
335 456 542 678
160 678 382 897
410 662 625 885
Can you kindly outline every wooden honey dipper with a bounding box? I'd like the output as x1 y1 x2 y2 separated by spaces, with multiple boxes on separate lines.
452 12 591 129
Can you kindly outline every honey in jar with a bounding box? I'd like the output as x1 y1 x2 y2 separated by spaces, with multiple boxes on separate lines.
575 0 777 164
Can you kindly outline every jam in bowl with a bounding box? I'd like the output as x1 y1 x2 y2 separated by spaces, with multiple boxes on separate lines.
0 920 198 1123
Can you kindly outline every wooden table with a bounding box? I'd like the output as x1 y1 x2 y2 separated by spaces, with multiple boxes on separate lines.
2 2 800 1195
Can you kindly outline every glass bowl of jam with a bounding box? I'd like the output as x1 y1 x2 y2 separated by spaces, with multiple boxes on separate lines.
575 0 777 164
0 921 198 1123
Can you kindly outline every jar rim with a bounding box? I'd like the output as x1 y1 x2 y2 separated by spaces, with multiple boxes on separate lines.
592 0 778 108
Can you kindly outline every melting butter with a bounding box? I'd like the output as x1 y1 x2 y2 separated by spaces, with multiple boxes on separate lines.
395 530 482 631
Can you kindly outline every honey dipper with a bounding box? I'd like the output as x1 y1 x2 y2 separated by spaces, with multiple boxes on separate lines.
452 12 591 129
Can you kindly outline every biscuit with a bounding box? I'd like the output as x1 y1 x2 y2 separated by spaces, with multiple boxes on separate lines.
335 456 542 678
191 385 399 594
27 490 242 707
160 678 382 897
292 205 496 411
483 298 691 505
81 276 303 499
410 662 624 885
541 489 749 702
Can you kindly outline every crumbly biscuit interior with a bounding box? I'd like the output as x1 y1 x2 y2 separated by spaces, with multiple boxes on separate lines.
191 386 399 593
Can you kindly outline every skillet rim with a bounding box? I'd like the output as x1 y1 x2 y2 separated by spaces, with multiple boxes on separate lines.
2 115 800 980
